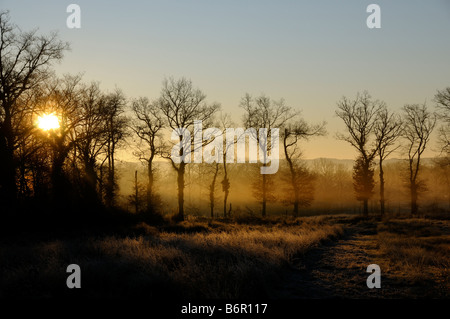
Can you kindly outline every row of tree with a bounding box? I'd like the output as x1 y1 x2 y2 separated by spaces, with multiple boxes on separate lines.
0 9 323 221
131 87 449 220
336 90 449 217
1 11 449 222
128 77 326 220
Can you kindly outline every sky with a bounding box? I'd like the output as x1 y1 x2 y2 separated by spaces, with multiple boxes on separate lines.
1 0 450 159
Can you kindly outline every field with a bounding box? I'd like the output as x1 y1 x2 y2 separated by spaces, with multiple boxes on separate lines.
0 214 448 299
376 219 450 298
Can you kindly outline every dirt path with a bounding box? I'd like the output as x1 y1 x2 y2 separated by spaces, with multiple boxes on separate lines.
271 221 403 299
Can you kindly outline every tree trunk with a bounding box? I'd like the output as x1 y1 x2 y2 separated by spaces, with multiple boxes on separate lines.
287 159 299 217
134 170 139 213
293 201 299 218
0 108 17 211
210 197 214 218
109 145 116 206
363 199 369 218
83 155 98 205
147 159 154 210
52 149 67 208
105 141 116 207
379 159 385 217
223 189 229 218
177 162 186 221
222 162 230 218
284 129 299 217
411 184 418 217
18 158 27 199
99 164 104 203
209 164 219 218
262 173 267 217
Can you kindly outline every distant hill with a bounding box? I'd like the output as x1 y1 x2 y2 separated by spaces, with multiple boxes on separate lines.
115 157 439 173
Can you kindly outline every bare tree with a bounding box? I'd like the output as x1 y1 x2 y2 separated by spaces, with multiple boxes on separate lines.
374 107 403 216
402 103 436 217
32 76 125 208
218 113 235 218
0 11 69 209
128 170 146 214
336 91 383 217
435 87 450 157
433 88 450 206
240 94 293 217
282 119 326 216
352 155 375 214
14 86 47 200
102 89 127 207
130 97 164 211
74 82 109 204
36 74 83 206
158 77 220 221
208 163 219 218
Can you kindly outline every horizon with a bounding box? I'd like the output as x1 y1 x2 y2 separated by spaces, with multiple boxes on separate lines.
118 156 439 164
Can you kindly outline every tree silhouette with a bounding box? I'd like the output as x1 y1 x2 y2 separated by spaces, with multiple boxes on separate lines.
208 163 219 218
402 103 436 217
37 74 83 208
75 82 110 205
240 94 292 217
352 155 375 214
218 113 235 218
102 90 127 207
128 170 146 214
158 77 220 221
0 11 69 212
14 84 48 201
282 119 326 216
336 91 383 217
130 96 164 211
435 87 450 157
374 106 402 217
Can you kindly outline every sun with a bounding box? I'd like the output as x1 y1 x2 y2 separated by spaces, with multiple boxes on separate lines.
37 113 60 131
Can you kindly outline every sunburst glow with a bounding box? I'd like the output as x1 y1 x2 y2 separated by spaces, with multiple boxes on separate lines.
37 113 60 131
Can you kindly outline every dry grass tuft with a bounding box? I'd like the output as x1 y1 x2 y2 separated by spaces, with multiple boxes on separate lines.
377 218 450 297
